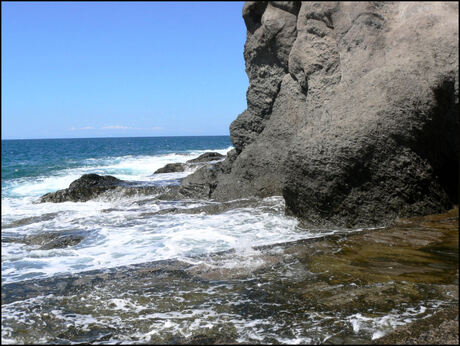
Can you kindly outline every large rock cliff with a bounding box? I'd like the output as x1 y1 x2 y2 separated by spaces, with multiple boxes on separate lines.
182 1 459 227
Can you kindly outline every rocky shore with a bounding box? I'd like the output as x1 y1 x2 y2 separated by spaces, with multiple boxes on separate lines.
3 207 458 344
40 3 459 228
32 2 459 344
373 305 459 345
182 1 459 228
39 152 226 203
40 174 127 203
37 166 459 345
153 152 224 173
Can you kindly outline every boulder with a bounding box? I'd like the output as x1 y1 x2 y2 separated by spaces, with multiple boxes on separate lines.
40 174 125 203
153 152 225 175
183 2 459 228
186 152 224 164
180 149 238 199
154 163 186 174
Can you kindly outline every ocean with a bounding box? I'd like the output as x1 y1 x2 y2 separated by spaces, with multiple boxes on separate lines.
1 136 456 344
2 136 308 283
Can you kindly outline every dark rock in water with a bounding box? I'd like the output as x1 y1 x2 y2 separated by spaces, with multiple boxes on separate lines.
154 163 186 174
153 152 225 175
182 2 459 228
40 174 125 203
5 230 87 250
68 174 122 189
180 165 220 199
186 152 224 164
179 150 238 199
40 174 180 203
37 233 85 250
2 212 59 229
141 197 261 217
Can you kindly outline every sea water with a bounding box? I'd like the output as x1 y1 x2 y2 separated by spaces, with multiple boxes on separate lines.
1 136 312 284
2 136 455 344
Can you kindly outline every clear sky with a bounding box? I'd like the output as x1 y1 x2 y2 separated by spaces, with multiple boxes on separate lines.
1 1 248 139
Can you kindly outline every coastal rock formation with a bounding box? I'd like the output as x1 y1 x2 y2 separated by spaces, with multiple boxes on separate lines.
39 173 183 203
40 152 229 203
154 152 225 174
186 152 224 164
185 1 459 227
180 149 238 198
41 174 126 202
154 163 186 174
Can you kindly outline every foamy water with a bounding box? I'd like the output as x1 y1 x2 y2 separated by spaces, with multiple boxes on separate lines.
1 146 319 284
3 138 454 344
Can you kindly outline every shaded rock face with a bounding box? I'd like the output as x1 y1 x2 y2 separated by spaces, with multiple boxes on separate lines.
186 1 459 227
180 149 238 199
41 174 125 203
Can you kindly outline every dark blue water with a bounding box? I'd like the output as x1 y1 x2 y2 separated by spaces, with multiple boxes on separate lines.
2 136 232 183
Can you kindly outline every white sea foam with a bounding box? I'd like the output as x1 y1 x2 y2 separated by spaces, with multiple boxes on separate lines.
345 304 437 341
1 193 310 284
2 147 336 284
1 280 447 345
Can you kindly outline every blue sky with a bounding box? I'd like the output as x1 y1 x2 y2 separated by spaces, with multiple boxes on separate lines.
1 1 247 139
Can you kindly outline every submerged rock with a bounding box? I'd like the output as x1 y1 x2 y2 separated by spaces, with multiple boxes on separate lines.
183 1 459 228
30 232 86 250
40 174 126 203
139 198 262 217
4 230 87 250
2 212 59 229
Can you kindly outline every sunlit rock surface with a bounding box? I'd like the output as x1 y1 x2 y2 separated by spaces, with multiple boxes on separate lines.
186 2 459 228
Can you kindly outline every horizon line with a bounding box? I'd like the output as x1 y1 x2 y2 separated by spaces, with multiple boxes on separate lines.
1 134 231 141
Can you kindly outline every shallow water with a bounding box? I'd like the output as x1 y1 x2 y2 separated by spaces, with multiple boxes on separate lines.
2 208 458 344
3 137 247 284
2 137 458 344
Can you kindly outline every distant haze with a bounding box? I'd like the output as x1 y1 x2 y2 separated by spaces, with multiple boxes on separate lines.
1 2 247 139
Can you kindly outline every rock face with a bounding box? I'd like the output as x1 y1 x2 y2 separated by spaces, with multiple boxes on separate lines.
41 174 125 203
180 149 238 199
185 1 459 227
